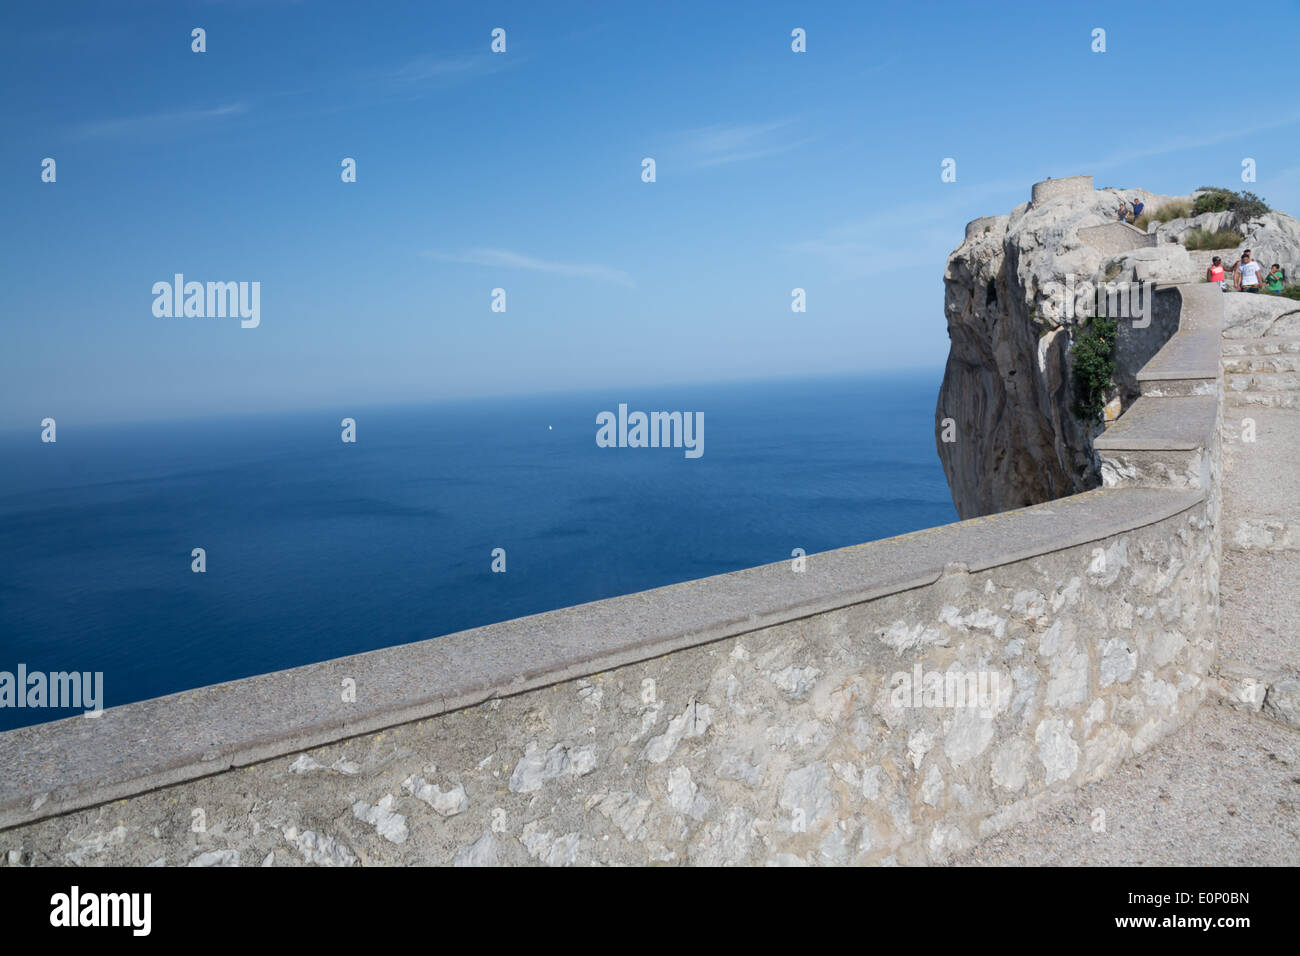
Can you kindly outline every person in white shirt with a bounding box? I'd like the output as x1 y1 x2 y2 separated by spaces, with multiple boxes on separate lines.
1235 249 1265 293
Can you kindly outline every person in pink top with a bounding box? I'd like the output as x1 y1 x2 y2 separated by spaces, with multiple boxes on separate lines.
1207 256 1227 290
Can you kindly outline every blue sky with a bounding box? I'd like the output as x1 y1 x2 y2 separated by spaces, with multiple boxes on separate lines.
3 0 1299 427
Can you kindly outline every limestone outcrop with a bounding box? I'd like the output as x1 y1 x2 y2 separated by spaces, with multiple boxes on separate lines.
936 177 1300 519
1155 205 1300 276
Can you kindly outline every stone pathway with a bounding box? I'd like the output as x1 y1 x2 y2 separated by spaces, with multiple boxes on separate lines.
947 705 1300 866
1216 332 1300 723
951 291 1300 866
1224 337 1300 410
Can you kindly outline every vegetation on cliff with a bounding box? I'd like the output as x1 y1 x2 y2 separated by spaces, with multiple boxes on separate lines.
1183 227 1245 250
1133 199 1192 230
1193 187 1270 221
1072 317 1117 422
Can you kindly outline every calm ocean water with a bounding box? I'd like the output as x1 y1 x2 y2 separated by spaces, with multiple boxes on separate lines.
0 372 956 730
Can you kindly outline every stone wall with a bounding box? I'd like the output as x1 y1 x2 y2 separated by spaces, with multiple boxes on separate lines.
964 216 1006 240
1031 175 1093 206
1078 221 1158 255
1113 286 1181 404
0 493 1217 867
0 223 1227 868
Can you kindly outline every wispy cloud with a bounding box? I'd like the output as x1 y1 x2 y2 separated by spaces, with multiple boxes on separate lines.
68 45 515 142
1086 111 1300 173
668 120 809 168
388 55 489 84
423 248 634 286
364 51 516 100
69 103 249 141
207 52 513 127
786 176 1030 278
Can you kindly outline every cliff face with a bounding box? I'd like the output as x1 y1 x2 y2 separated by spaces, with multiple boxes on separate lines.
936 177 1300 519
937 218 1083 520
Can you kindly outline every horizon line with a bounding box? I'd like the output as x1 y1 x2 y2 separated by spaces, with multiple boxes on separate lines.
0 365 946 435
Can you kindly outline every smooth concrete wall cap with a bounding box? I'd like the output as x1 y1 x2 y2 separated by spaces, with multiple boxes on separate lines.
1136 328 1221 382
1167 281 1227 332
1135 282 1223 382
1094 394 1219 451
0 485 1202 831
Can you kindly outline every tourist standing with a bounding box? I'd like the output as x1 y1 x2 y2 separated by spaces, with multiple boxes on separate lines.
1207 256 1228 291
1266 263 1286 294
1235 250 1265 293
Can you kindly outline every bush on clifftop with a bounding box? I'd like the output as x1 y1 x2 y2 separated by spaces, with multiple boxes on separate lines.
1193 187 1270 221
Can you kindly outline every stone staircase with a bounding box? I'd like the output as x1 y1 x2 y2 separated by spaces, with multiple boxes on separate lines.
1167 250 1300 409
1184 247 1237 278
1223 337 1300 409
1211 285 1300 730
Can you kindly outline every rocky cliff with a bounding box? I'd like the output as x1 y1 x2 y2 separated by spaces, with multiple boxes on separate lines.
936 175 1300 519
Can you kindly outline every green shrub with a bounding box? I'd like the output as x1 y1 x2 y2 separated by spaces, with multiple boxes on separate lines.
1072 317 1117 421
1192 187 1269 221
1182 227 1241 250
1233 190 1269 220
1193 189 1233 214
1280 285 1300 301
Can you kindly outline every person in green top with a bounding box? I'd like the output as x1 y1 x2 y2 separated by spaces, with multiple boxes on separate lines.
1266 264 1286 294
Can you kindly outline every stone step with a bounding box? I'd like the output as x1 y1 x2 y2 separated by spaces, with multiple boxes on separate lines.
1136 325 1219 397
1227 391 1300 409
1093 394 1218 488
1226 371 1300 391
1223 354 1300 373
1221 336 1300 356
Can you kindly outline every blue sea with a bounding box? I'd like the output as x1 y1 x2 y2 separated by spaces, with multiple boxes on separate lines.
0 372 957 730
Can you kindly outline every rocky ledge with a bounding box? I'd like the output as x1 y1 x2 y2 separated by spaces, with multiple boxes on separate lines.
936 176 1300 519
